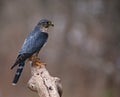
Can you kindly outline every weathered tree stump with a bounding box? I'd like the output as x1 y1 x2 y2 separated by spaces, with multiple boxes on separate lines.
28 63 62 97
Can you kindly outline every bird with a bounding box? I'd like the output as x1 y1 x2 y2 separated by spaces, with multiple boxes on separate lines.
11 19 54 85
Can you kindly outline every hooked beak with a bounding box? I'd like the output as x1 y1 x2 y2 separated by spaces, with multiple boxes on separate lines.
49 21 54 27
51 23 54 27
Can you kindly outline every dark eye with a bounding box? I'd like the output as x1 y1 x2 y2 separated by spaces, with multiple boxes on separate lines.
46 22 50 25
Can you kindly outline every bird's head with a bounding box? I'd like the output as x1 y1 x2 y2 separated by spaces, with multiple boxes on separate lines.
37 19 54 32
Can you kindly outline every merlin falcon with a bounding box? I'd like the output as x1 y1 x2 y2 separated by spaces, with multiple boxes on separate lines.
11 19 54 85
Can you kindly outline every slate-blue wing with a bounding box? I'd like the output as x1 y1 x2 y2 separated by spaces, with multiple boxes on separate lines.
19 31 48 54
11 32 48 69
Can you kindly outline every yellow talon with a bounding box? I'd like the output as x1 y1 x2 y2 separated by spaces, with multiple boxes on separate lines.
35 61 41 66
29 54 46 67
35 61 46 66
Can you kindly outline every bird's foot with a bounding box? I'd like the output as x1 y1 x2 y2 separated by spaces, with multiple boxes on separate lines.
33 58 46 67
35 61 46 66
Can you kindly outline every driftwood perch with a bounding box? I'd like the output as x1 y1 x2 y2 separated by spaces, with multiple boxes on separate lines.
28 63 62 97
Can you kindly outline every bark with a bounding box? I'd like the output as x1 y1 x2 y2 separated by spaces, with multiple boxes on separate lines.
28 63 62 97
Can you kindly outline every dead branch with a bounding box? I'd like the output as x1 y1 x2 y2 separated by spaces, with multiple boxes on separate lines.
28 63 62 97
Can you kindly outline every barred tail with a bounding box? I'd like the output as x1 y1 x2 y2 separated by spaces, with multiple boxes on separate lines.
12 61 25 85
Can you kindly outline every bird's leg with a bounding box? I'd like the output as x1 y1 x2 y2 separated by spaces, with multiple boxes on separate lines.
34 57 46 66
29 54 46 67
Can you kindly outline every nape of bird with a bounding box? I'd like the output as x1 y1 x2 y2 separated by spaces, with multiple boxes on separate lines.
11 19 54 85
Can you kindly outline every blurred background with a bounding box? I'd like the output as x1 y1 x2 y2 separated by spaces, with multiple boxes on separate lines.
0 0 120 97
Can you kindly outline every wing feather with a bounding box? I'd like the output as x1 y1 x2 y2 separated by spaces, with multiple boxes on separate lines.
11 31 48 69
19 31 48 54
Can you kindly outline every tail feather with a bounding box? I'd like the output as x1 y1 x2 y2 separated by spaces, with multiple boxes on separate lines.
12 61 25 85
11 55 23 69
11 62 18 70
11 53 31 69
